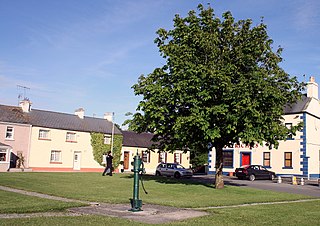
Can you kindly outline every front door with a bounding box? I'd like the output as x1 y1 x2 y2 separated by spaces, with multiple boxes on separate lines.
73 152 81 170
124 151 130 170
241 153 251 166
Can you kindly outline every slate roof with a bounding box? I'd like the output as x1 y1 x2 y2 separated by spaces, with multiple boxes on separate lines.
122 131 155 148
284 95 311 114
0 104 121 135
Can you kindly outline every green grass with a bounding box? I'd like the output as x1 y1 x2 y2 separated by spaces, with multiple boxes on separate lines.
0 190 86 214
0 172 319 225
0 201 319 226
0 173 313 208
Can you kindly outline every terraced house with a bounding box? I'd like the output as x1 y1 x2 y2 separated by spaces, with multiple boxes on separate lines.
0 100 190 173
209 77 320 178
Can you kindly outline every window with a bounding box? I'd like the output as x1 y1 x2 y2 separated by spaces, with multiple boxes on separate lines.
284 152 292 168
223 151 233 168
142 151 150 163
104 135 111 144
0 149 8 162
158 152 167 163
5 126 14 139
66 132 77 142
285 123 293 139
39 129 50 140
50 150 61 162
263 152 271 167
174 153 182 164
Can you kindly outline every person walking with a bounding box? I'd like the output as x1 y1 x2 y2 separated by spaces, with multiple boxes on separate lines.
102 151 113 176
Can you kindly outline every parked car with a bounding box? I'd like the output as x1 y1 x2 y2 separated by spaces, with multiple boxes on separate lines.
235 165 276 181
155 163 193 179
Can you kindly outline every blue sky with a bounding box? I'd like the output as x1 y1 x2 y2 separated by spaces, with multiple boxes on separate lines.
1 0 320 127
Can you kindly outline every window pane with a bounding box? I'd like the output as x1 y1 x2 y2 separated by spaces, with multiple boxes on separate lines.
66 132 76 142
6 127 13 139
39 130 50 139
223 151 233 167
104 135 111 144
50 150 61 162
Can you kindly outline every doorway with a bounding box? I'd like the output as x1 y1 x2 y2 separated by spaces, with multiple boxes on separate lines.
124 151 130 170
73 151 81 170
241 152 251 166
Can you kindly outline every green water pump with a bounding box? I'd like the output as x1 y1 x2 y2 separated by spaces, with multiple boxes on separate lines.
129 152 147 212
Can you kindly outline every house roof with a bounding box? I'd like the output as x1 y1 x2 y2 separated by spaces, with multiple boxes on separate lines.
0 142 11 148
284 95 311 114
122 131 155 148
0 104 121 135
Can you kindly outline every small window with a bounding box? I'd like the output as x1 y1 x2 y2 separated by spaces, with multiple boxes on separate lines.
142 151 150 163
174 153 182 164
223 151 233 168
50 150 61 162
66 132 77 142
263 152 271 167
158 152 167 163
5 126 14 139
0 149 8 162
104 135 111 144
39 129 50 140
285 123 293 139
284 152 292 167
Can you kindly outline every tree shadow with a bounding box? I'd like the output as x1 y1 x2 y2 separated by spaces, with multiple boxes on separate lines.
120 174 215 188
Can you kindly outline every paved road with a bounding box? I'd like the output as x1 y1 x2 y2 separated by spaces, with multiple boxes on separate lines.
192 175 320 197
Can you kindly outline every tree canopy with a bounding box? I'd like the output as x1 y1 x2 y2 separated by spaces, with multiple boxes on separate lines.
127 4 304 188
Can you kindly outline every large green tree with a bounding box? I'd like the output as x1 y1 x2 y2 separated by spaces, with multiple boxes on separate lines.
128 5 304 188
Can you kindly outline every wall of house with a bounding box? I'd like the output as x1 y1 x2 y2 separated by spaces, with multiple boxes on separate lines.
120 146 190 174
28 126 103 172
0 122 31 169
207 112 317 177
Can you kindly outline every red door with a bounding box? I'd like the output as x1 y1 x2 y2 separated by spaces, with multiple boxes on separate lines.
241 153 251 166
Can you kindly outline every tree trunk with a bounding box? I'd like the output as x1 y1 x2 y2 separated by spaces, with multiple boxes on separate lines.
214 144 224 189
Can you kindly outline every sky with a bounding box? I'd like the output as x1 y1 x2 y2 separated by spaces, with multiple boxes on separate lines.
1 0 320 128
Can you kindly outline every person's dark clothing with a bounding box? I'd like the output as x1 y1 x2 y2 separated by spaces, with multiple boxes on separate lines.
102 153 113 176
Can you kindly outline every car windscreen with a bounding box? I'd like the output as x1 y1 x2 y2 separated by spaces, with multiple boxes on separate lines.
175 164 185 169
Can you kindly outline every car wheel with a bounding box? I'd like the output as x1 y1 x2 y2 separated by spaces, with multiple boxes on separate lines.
155 171 161 176
174 172 181 179
249 174 255 181
270 174 275 180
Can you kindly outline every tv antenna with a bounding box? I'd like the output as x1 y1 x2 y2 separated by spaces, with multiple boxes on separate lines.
17 85 30 104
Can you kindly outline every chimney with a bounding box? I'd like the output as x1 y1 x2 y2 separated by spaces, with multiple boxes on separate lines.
75 108 85 119
19 99 32 113
307 76 318 99
104 112 114 122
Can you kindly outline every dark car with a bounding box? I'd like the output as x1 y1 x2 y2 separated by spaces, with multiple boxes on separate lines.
235 165 276 181
155 163 193 179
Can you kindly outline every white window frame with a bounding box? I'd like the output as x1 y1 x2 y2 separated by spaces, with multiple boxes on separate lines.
5 126 14 140
50 150 61 162
104 134 111 144
158 152 167 163
0 149 9 162
66 132 77 142
174 153 182 164
142 151 150 163
39 129 50 140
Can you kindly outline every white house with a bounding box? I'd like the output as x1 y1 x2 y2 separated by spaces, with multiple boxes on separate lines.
208 77 320 178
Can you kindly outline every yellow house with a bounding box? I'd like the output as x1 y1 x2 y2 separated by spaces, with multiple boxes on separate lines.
121 131 190 174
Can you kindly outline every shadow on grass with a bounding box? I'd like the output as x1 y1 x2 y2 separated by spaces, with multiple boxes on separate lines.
118 174 250 189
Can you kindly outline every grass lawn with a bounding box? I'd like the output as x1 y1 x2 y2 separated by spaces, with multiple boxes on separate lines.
0 173 314 208
0 189 86 214
0 172 319 225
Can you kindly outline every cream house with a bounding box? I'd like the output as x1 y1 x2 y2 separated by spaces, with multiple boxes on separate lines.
0 100 122 172
208 77 320 178
121 131 190 174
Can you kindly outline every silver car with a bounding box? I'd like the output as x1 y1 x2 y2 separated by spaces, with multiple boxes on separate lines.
155 163 193 178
